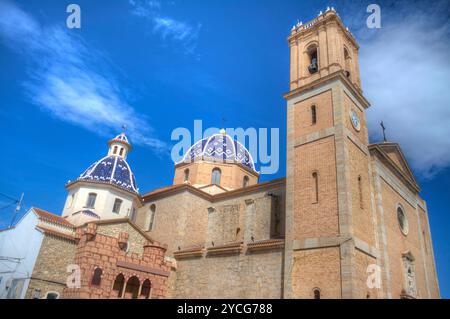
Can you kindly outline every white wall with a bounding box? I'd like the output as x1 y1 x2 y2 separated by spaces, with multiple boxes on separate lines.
0 209 44 299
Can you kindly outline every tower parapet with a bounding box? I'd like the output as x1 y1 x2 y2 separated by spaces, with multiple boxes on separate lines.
288 8 361 92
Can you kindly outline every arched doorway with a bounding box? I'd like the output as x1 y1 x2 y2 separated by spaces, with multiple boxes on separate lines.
124 276 140 299
112 274 125 298
140 279 151 299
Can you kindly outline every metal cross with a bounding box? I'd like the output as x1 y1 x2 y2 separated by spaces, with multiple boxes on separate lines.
380 121 387 142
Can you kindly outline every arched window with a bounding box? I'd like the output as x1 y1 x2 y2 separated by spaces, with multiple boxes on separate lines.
112 198 123 214
91 267 102 286
358 175 363 209
113 146 118 154
211 168 221 185
311 105 317 125
243 176 249 188
397 205 409 236
112 274 125 298
148 204 156 231
184 169 190 182
86 193 97 208
313 288 321 299
312 172 319 203
307 44 318 74
140 279 151 299
119 148 124 156
344 47 351 78
125 276 140 299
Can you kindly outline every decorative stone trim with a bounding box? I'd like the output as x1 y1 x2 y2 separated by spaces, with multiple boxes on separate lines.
173 247 204 259
284 71 369 109
206 242 243 255
247 239 285 252
142 178 286 203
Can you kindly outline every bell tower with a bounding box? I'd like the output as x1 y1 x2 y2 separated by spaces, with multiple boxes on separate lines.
289 8 361 92
284 8 378 299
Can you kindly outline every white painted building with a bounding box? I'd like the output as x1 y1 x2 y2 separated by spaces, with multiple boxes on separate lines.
0 207 76 299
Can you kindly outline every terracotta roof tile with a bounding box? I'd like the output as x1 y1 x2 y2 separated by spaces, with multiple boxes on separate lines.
33 207 74 227
142 184 183 197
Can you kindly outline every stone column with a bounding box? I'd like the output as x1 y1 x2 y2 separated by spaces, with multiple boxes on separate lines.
289 39 299 90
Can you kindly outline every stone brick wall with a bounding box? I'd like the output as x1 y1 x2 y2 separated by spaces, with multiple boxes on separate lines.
96 222 147 256
293 89 333 137
293 135 339 238
25 234 77 299
380 179 428 298
173 248 284 298
354 249 378 298
292 247 341 298
418 206 440 298
347 140 376 247
173 161 258 190
137 191 211 255
207 204 243 245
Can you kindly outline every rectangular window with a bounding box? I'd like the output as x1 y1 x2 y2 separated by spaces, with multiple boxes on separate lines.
86 193 97 208
358 176 363 209
312 172 319 204
112 198 123 214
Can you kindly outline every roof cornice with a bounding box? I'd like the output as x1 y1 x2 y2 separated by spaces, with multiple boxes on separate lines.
65 179 141 199
175 159 260 177
284 70 370 109
369 143 420 193
288 11 359 49
142 178 286 203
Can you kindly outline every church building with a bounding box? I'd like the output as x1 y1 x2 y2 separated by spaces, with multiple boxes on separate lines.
0 8 440 299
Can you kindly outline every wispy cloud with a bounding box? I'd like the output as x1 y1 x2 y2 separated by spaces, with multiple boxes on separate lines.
129 0 201 55
340 0 450 178
0 1 168 153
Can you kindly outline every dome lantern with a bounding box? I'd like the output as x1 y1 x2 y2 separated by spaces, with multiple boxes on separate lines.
107 132 131 159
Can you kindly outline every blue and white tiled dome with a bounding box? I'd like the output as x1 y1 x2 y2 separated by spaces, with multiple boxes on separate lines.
79 155 138 193
180 131 256 171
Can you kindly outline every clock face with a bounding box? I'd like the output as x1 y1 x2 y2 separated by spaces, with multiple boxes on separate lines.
350 109 361 131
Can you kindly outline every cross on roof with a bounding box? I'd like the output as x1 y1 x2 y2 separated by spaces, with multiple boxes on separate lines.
380 121 387 142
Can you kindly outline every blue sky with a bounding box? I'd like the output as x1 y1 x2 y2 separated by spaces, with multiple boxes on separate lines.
0 0 449 297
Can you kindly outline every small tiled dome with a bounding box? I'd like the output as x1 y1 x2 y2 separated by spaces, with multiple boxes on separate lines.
79 155 138 193
180 131 256 171
108 132 131 150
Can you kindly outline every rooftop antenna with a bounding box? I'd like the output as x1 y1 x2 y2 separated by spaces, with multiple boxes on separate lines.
380 121 387 142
